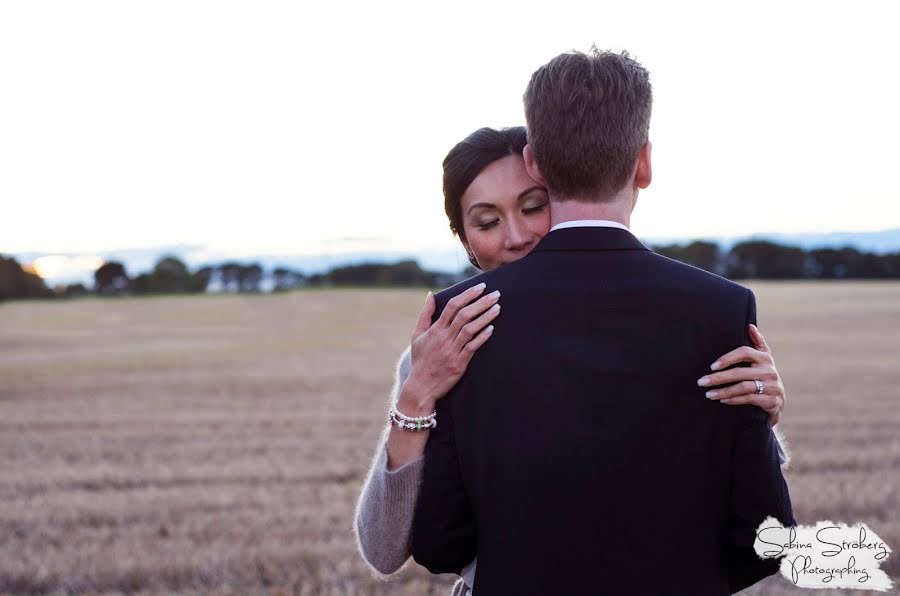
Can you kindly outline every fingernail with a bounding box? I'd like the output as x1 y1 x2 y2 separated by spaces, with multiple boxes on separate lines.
710 361 721 371
697 377 710 386
706 391 718 399
425 291 432 302
490 304 501 312
474 283 486 291
486 325 494 333
488 290 501 299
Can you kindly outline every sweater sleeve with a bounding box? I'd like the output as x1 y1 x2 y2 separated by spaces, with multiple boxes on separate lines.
773 424 791 469
353 347 426 576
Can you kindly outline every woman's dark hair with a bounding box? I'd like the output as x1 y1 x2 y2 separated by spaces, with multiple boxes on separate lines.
442 126 528 268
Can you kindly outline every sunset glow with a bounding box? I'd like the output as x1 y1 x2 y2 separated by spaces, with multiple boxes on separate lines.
29 255 104 281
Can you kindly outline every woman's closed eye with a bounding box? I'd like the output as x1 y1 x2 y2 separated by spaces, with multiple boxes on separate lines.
522 202 548 215
475 202 547 231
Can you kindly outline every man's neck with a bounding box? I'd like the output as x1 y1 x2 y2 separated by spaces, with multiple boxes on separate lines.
548 189 634 229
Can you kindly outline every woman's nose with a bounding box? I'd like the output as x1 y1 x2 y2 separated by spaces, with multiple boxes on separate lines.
505 220 535 251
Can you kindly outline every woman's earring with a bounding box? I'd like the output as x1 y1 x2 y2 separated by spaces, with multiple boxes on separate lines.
467 251 481 270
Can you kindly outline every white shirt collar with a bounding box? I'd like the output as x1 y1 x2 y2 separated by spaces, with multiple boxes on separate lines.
550 219 631 232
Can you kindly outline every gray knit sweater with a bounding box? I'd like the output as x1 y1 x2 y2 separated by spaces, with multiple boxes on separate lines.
353 348 791 595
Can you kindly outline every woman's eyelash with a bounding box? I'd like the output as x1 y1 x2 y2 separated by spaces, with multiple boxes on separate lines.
523 203 548 214
477 204 547 231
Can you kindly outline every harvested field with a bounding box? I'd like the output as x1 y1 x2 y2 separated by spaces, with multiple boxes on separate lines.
1 282 897 594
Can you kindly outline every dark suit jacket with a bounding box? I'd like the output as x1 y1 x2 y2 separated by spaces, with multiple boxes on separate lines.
411 226 795 595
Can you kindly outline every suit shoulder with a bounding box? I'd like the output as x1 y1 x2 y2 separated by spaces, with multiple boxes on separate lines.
648 251 751 301
433 268 503 309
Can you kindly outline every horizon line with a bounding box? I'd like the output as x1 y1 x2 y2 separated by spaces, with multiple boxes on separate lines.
6 225 900 261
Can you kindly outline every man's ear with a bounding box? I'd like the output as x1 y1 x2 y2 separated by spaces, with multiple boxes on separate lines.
635 141 652 189
523 144 547 187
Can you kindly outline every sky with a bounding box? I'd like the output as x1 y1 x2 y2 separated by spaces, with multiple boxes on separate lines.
2 1 899 274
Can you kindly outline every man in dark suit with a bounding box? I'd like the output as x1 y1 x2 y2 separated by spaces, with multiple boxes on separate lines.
411 49 795 595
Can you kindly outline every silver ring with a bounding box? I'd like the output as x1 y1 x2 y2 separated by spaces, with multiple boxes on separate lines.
754 380 764 394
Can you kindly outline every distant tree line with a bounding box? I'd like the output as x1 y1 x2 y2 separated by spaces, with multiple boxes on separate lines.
651 240 900 279
91 257 309 296
90 257 444 295
2 241 900 301
308 260 442 287
0 255 54 300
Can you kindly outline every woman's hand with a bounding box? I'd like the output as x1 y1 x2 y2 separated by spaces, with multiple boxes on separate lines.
697 325 785 425
400 283 501 413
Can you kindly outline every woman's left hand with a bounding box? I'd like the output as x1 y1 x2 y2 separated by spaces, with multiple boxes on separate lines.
697 324 785 425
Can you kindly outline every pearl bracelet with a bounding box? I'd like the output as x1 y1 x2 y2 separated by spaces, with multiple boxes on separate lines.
388 406 437 431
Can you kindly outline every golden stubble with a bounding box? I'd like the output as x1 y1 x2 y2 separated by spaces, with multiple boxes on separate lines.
0 283 897 595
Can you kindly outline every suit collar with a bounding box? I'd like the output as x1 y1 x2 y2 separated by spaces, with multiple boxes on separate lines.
532 226 651 254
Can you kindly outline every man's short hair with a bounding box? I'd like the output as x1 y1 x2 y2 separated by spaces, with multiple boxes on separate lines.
524 47 652 201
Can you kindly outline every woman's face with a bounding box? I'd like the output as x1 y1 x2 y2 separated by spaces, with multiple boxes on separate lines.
460 155 551 272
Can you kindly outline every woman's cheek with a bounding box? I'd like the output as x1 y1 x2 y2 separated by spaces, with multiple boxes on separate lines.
535 210 552 236
478 233 501 269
